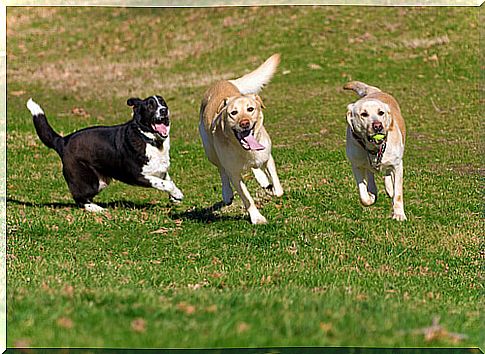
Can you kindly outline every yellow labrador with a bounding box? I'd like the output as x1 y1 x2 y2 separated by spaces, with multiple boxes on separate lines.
199 54 283 224
344 81 407 221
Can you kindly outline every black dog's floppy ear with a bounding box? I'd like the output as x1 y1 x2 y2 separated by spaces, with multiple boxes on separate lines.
127 98 142 107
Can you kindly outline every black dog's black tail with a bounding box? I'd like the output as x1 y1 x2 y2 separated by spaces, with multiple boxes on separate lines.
27 98 64 156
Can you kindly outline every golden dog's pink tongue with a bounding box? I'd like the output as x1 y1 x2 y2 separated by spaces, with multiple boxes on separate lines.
244 135 265 150
153 123 168 137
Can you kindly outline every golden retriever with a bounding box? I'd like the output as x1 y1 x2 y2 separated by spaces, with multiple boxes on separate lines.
344 81 407 221
199 54 283 224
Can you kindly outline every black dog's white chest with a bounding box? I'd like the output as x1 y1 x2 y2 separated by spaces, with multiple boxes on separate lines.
141 139 170 179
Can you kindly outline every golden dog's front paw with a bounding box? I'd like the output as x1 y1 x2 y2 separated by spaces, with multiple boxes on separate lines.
250 212 267 225
252 217 268 225
391 211 407 221
360 193 376 206
273 186 284 197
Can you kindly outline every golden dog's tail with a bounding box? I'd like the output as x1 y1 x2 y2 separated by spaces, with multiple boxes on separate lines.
343 81 381 97
229 53 280 95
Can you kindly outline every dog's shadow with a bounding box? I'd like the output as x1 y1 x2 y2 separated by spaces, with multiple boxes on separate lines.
7 198 244 223
170 201 244 224
6 198 162 211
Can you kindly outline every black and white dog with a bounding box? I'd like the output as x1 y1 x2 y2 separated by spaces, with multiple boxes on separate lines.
26 96 184 212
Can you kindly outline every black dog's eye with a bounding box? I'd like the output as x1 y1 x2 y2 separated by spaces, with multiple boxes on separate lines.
361 112 369 118
247 107 254 112
230 110 238 116
378 110 385 116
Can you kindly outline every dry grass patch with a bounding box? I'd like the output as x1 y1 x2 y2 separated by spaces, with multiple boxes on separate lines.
7 7 239 99
9 56 238 99
437 228 480 258
402 35 450 49
7 7 60 37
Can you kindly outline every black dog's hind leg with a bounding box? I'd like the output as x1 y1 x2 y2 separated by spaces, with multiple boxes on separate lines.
62 162 105 212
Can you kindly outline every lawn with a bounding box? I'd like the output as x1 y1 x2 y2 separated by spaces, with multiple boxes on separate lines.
5 5 483 348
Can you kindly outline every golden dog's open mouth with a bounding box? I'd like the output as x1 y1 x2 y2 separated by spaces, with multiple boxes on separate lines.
234 129 265 151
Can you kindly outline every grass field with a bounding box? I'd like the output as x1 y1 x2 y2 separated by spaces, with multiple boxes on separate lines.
6 6 483 348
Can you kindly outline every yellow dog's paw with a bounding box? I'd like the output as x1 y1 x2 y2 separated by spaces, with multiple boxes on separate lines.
391 211 407 221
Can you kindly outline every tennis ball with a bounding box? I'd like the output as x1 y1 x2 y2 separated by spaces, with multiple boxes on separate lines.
372 133 386 142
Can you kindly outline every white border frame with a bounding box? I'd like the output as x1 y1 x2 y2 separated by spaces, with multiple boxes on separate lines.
1 2 6 352
3 0 485 5
0 1 482 353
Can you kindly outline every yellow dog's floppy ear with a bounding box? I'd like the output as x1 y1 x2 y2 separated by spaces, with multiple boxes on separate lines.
346 103 355 127
216 98 228 115
252 94 266 109
383 103 393 129
211 113 225 134
212 98 228 134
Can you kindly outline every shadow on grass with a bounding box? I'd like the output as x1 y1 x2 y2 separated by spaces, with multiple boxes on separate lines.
6 198 167 210
8 198 246 223
170 201 245 223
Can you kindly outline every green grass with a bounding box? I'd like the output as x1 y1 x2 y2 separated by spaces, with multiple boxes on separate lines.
6 6 483 348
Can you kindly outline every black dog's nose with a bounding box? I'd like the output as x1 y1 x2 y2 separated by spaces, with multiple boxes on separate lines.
372 121 383 133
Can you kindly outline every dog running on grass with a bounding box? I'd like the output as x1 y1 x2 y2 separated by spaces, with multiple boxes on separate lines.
199 54 284 224
344 81 407 221
27 96 184 212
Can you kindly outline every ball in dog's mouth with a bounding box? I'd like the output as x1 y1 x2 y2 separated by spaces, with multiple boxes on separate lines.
152 122 169 139
368 133 386 145
234 129 265 151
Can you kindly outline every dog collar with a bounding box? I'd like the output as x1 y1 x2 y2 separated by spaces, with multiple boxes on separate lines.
138 129 164 148
352 131 387 169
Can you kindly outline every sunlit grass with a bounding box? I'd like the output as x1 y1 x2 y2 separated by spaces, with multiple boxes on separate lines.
6 6 482 348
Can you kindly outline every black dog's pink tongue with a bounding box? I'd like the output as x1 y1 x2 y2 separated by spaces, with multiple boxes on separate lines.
243 134 265 151
153 123 168 137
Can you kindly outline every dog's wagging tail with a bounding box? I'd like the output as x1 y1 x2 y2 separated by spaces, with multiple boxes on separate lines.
343 81 381 97
27 98 64 156
229 53 280 95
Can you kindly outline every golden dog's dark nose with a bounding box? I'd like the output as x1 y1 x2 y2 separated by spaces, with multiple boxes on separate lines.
372 121 383 133
239 119 250 129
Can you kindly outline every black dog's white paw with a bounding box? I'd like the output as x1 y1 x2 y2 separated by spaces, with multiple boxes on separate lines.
169 187 184 203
